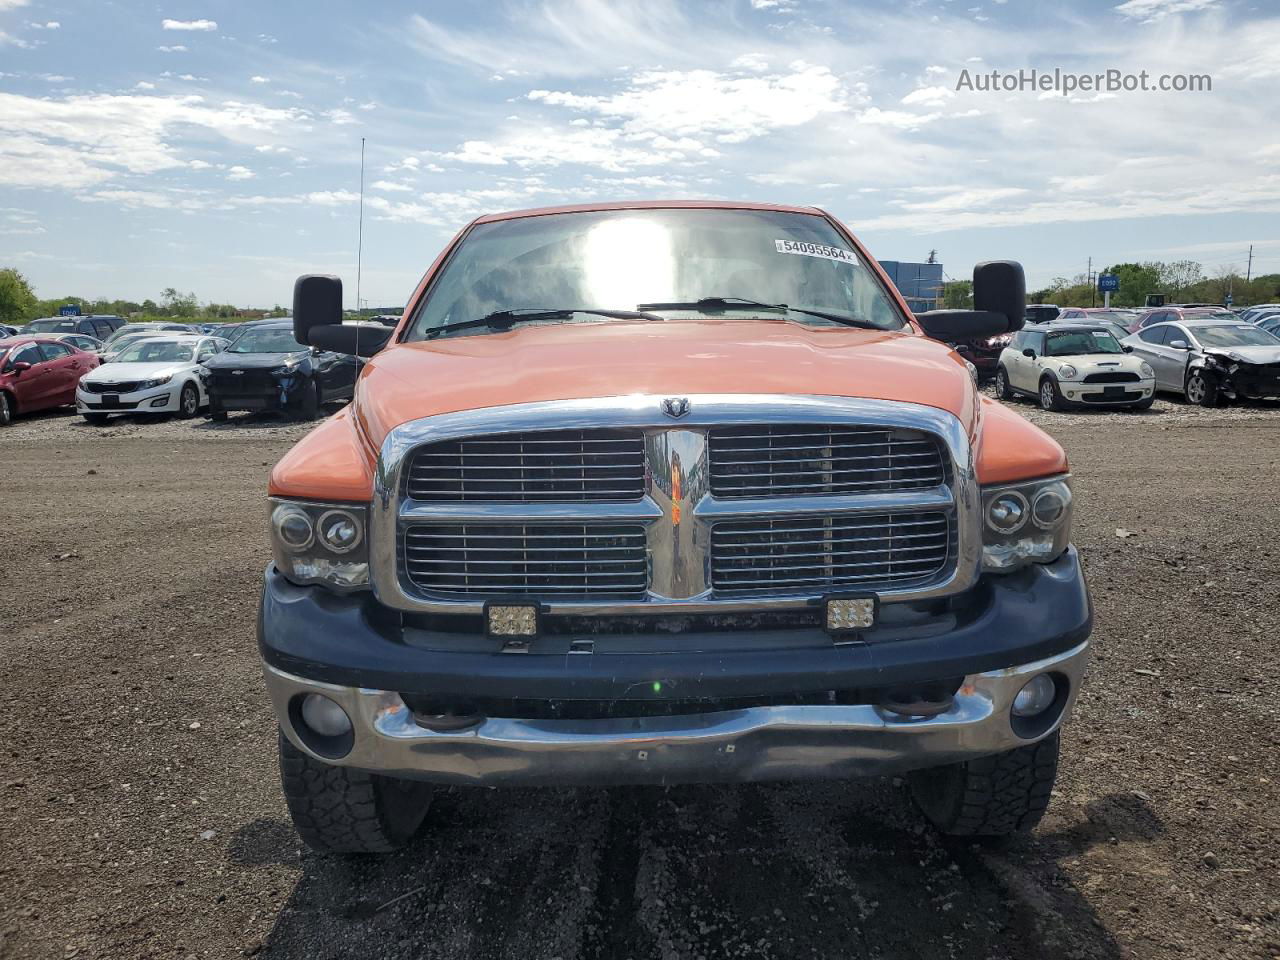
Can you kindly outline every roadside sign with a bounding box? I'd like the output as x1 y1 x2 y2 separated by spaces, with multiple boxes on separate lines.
1097 274 1119 292
58 304 81 317
1225 293 1233 306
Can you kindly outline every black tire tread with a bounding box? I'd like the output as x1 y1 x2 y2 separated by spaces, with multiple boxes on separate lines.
277 731 429 854
910 732 1059 837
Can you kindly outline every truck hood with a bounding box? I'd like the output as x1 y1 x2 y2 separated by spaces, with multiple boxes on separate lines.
353 319 978 449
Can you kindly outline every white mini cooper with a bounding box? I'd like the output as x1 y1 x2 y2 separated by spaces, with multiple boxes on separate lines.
995 323 1155 411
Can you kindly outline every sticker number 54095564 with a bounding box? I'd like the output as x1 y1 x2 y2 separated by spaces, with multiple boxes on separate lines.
774 239 859 265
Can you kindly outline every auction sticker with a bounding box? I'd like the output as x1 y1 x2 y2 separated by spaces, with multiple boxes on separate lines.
775 239 858 265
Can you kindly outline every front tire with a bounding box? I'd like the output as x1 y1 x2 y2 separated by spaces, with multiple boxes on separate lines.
208 399 228 422
278 731 433 854
177 382 199 419
0 391 12 426
1039 376 1066 412
295 380 320 421
994 366 1013 400
82 412 109 426
1185 370 1219 407
909 731 1059 837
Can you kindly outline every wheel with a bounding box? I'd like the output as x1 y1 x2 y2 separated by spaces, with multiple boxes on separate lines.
994 366 1013 400
1039 377 1066 412
909 731 1059 837
295 380 320 421
177 382 200 419
208 400 228 422
277 731 432 854
82 412 109 425
0 391 11 426
1185 370 1219 407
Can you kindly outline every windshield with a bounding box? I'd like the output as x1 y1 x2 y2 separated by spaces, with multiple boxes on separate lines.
1194 324 1280 348
405 208 905 340
1045 330 1124 356
27 318 76 333
114 340 197 364
228 327 305 353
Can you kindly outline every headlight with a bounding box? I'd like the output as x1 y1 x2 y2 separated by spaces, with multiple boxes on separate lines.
269 499 369 590
983 333 1012 348
270 365 296 375
1057 364 1078 380
1139 361 1155 378
982 476 1072 572
138 375 173 389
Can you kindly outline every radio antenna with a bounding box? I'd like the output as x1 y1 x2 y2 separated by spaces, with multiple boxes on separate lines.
355 136 365 357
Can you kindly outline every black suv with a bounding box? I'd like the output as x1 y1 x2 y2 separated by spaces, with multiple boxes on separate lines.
201 320 361 420
24 315 125 340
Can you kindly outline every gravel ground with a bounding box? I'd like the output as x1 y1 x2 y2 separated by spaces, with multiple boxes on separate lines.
1 396 1278 960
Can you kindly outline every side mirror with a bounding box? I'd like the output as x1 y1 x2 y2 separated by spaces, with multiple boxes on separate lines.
11 361 31 374
1122 345 1134 353
914 260 1026 341
1169 339 1189 350
1022 348 1036 359
293 275 391 358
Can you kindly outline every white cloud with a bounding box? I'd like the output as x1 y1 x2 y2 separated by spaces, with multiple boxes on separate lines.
855 107 940 129
1113 0 1219 21
0 30 33 48
325 108 358 125
371 180 414 192
157 45 188 52
0 0 30 9
250 75 269 84
161 18 217 31
901 85 954 107
135 81 156 90
253 144 290 154
28 20 59 29
225 165 254 180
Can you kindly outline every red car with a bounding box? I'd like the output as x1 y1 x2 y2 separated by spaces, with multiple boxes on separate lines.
0 336 100 426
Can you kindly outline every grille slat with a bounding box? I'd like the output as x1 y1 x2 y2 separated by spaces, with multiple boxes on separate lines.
708 425 947 498
406 429 645 502
403 523 648 599
710 511 952 595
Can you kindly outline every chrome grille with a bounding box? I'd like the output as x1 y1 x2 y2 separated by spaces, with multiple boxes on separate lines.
707 425 947 498
406 430 645 502
402 523 648 598
710 512 952 594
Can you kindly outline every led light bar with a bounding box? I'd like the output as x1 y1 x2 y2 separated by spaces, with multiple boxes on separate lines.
484 600 542 639
823 593 879 636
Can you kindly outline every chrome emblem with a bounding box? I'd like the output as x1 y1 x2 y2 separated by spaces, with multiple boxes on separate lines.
231 370 244 375
661 397 690 419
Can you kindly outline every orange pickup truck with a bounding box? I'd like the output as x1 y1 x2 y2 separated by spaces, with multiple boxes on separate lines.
261 201 1090 853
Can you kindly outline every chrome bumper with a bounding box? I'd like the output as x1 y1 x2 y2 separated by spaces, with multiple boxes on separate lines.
265 640 1089 787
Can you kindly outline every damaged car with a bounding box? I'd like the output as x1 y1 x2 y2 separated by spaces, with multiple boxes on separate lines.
1124 318 1280 406
201 319 361 420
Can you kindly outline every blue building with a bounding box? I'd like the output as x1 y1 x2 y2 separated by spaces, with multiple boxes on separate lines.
878 260 944 313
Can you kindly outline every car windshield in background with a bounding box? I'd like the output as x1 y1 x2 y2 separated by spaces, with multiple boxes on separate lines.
405 208 905 340
228 328 305 353
26 319 77 333
1194 324 1280 348
115 340 197 364
1045 330 1123 356
1025 307 1060 323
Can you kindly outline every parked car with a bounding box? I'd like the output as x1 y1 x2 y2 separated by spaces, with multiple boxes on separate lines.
949 331 1011 380
1245 309 1280 326
996 323 1155 411
46 332 104 354
1049 316 1131 344
202 320 360 420
0 336 100 426
1056 308 1139 325
1023 304 1061 324
1240 304 1280 322
75 334 227 423
1124 318 1280 405
257 201 1091 854
99 323 193 362
23 314 125 341
1126 306 1222 334
1257 315 1280 336
0 323 21 338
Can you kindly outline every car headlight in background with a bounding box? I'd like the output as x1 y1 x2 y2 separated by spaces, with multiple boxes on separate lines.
1139 361 1155 379
269 499 369 590
983 333 1013 348
138 375 173 389
981 475 1072 572
1057 364 1078 380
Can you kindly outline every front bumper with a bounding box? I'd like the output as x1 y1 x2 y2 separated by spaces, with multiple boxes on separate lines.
1058 378 1155 405
207 374 303 412
76 383 179 414
259 548 1093 786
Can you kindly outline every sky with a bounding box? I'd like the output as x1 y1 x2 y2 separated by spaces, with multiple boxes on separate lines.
0 0 1277 308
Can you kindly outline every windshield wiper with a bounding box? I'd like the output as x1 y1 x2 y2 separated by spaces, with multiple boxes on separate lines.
636 297 881 330
424 307 665 340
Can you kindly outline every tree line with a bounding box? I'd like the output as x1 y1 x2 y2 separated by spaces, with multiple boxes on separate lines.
942 260 1280 310
0 268 284 326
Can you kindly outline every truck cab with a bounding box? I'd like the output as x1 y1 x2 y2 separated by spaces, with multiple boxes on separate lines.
260 201 1091 853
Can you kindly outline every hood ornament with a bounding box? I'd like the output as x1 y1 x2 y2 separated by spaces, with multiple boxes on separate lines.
661 397 690 419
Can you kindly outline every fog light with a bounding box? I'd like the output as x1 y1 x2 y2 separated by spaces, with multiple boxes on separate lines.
300 694 352 737
485 601 540 638
1012 674 1057 718
824 595 877 634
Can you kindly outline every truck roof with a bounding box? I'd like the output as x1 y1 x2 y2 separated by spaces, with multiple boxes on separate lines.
473 199 826 224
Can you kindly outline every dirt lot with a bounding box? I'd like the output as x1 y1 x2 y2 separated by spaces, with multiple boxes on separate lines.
2 399 1278 960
